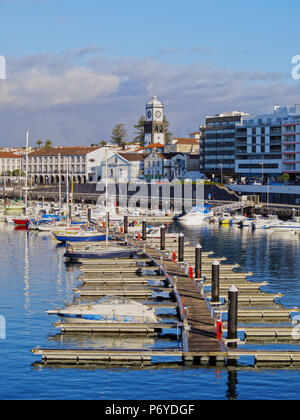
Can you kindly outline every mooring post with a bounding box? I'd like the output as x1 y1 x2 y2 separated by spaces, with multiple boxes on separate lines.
211 261 220 304
228 285 238 348
160 224 166 251
160 256 164 275
142 219 147 241
195 243 202 279
105 212 109 245
178 232 184 262
124 214 128 235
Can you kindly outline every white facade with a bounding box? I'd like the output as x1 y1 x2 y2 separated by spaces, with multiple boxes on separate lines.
22 146 115 184
0 153 22 175
144 152 187 180
99 153 144 182
234 105 300 179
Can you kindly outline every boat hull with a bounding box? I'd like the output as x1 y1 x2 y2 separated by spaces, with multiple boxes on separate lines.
64 249 139 261
55 234 109 242
13 218 30 226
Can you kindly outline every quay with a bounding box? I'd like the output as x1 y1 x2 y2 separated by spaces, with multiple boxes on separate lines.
32 219 300 368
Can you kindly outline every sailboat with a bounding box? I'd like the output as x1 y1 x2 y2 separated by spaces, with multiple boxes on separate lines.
13 131 30 227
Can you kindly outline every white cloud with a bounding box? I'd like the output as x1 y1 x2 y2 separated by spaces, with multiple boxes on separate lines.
0 66 120 107
0 50 300 145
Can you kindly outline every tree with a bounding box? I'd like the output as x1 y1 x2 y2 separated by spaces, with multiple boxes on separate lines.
163 116 172 145
133 115 145 146
45 140 52 148
99 140 107 147
36 140 43 148
111 124 127 147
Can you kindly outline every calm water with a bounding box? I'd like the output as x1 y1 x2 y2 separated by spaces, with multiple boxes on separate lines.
1 222 300 400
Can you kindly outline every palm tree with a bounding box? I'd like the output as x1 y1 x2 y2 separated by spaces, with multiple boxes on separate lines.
45 140 52 148
36 140 43 148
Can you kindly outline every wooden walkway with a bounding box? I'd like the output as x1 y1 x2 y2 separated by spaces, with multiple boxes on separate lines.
137 241 227 360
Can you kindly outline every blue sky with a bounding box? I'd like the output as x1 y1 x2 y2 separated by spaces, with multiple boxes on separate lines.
0 0 300 145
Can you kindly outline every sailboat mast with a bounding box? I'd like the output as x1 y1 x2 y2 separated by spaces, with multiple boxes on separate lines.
25 130 29 216
58 153 61 211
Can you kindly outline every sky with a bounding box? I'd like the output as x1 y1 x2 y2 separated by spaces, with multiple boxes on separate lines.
1 0 300 146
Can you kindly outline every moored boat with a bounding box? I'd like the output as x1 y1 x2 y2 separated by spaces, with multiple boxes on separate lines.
13 217 31 227
177 204 212 225
53 230 109 242
47 297 159 324
64 245 139 261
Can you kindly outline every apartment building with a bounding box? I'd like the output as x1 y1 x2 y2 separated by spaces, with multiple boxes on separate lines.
235 105 300 180
200 112 248 180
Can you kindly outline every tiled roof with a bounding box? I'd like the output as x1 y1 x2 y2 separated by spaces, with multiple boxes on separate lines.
0 152 21 159
145 143 164 149
118 153 146 162
173 138 199 145
28 146 99 157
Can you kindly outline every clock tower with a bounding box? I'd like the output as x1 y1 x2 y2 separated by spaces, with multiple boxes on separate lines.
144 96 165 147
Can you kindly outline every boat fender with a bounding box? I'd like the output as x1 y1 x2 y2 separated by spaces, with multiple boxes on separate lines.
216 320 223 340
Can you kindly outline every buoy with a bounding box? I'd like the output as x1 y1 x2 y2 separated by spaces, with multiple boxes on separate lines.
172 252 176 263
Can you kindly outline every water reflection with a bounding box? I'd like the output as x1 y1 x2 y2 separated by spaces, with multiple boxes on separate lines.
226 369 238 400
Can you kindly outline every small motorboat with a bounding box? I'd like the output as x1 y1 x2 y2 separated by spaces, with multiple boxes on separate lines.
177 204 212 225
269 216 300 231
218 213 233 226
53 230 109 242
47 297 159 324
13 216 31 227
144 227 178 240
64 245 139 261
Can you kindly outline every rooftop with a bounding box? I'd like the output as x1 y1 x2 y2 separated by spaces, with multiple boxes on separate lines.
0 152 21 159
27 146 100 157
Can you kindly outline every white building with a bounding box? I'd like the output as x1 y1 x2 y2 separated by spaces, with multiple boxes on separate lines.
99 152 145 182
144 152 187 180
22 146 115 184
234 106 296 180
281 107 300 179
0 152 22 175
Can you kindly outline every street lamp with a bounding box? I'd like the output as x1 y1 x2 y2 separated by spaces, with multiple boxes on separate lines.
219 163 223 184
260 162 264 185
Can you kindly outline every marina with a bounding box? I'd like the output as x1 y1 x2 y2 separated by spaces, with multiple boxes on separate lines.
1 207 300 399
5 202 295 369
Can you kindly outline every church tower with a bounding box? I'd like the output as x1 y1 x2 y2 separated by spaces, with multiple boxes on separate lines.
144 96 165 147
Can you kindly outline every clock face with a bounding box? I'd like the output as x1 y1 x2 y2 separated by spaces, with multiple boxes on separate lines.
155 111 162 119
147 111 152 119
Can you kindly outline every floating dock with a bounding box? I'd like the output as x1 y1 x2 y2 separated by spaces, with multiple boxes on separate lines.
32 224 300 367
